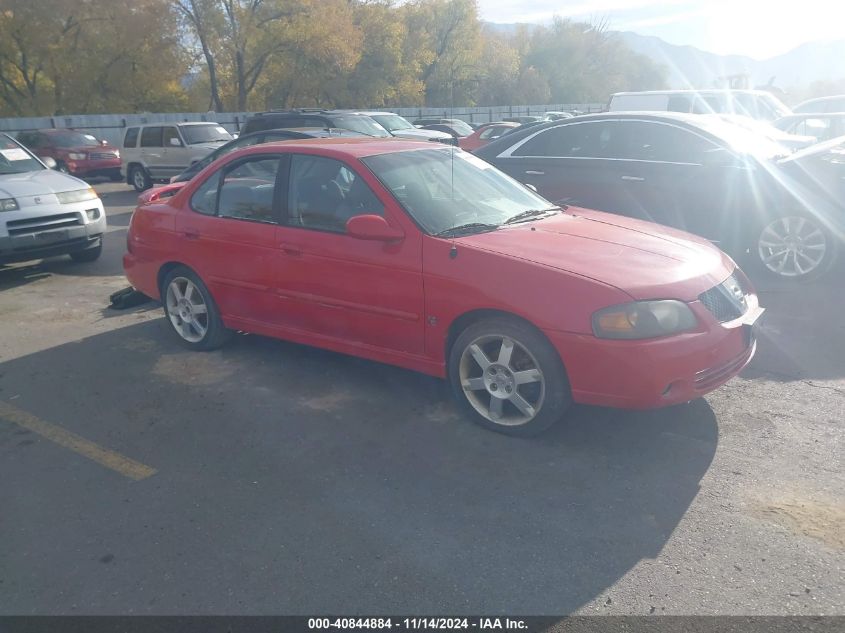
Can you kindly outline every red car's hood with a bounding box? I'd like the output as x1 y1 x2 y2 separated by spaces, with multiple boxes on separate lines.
456 207 736 301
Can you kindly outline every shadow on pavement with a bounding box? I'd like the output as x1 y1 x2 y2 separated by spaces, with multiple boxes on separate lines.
0 231 128 286
745 256 845 382
0 319 717 613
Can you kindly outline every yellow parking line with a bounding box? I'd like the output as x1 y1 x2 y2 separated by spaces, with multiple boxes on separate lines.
0 401 156 481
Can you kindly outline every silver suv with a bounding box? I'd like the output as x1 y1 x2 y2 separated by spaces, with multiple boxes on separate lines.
353 112 456 144
121 122 233 191
0 134 106 264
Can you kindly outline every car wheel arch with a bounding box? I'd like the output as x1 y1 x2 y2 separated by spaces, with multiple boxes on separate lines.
157 261 193 297
444 308 565 370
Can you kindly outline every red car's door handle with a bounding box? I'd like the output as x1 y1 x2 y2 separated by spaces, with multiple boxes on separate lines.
182 229 201 240
281 245 302 256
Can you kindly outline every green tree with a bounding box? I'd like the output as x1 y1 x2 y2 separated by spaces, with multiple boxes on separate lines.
524 18 665 103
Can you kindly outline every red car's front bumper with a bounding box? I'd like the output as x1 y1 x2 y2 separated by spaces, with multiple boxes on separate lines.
68 158 122 177
546 296 763 409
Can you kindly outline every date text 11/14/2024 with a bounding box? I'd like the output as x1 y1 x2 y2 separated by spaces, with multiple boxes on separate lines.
308 618 529 630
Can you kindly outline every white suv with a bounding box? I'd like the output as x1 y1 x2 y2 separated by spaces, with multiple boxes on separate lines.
121 122 233 191
0 134 106 264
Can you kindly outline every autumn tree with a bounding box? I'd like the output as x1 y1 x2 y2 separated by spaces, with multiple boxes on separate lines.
404 0 482 106
175 0 326 111
0 0 189 116
338 0 426 108
257 0 362 109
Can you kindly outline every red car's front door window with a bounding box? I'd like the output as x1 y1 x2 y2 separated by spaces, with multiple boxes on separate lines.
274 153 425 354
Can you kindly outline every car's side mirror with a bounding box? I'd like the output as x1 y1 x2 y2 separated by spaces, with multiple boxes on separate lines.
346 214 404 242
170 137 183 147
42 156 57 169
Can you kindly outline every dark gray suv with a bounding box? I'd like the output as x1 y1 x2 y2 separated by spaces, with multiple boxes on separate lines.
241 110 390 138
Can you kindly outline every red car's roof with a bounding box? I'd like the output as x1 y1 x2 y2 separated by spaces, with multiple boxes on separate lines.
250 137 441 158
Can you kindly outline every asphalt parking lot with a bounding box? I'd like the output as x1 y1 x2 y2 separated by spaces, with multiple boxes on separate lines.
0 182 843 615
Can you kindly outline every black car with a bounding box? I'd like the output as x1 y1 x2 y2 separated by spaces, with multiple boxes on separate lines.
475 112 844 280
420 123 473 139
774 113 845 144
502 116 544 125
412 118 475 137
240 109 390 138
171 127 365 183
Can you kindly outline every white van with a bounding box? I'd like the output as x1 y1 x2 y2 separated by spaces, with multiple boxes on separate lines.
121 122 233 191
608 90 792 122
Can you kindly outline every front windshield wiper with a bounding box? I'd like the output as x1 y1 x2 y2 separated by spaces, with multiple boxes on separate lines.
503 207 561 225
435 222 500 237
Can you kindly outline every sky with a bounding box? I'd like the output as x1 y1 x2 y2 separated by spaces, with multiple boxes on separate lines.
477 0 845 59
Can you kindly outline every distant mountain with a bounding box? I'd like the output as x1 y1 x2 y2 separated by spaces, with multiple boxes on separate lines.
483 22 845 95
614 32 845 93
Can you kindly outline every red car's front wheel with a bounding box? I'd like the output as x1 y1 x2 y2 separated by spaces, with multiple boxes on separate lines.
449 317 572 436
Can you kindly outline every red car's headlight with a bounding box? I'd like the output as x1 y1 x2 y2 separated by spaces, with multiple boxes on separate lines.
592 300 697 340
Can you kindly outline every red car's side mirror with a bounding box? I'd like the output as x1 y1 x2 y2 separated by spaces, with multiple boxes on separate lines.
346 214 404 242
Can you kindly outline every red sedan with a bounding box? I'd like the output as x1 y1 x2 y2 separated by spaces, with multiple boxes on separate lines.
124 139 764 435
458 122 520 152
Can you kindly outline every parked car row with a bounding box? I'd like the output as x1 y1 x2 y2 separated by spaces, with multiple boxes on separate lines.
474 112 844 281
6 93 844 437
8 108 581 194
609 89 845 145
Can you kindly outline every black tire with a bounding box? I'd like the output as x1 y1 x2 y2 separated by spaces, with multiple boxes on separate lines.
109 172 124 183
129 165 152 192
746 212 838 282
448 317 572 436
160 266 232 351
69 242 102 263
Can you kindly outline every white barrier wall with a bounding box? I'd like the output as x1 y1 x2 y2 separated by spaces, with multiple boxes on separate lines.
0 104 606 146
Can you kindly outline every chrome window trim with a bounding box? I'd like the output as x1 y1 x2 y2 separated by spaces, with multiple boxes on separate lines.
497 118 725 166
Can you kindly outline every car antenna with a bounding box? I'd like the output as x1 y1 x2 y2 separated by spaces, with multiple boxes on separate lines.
449 145 458 260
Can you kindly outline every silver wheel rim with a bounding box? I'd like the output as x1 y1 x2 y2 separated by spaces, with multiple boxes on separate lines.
758 216 827 278
165 277 209 343
133 169 146 190
459 335 545 426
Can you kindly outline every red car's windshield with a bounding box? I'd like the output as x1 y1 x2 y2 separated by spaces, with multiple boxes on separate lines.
363 147 558 235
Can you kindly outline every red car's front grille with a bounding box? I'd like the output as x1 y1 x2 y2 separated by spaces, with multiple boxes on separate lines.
699 274 748 323
89 152 118 160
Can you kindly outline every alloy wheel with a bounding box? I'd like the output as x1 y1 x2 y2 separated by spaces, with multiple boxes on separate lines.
165 277 209 343
458 335 545 426
757 216 827 278
133 168 148 191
